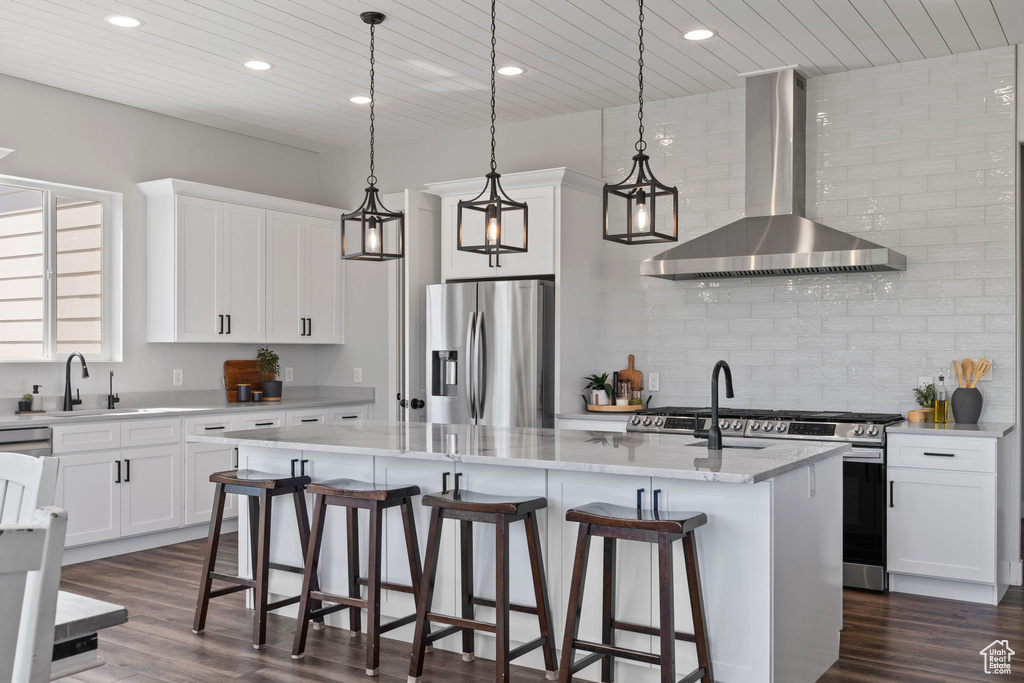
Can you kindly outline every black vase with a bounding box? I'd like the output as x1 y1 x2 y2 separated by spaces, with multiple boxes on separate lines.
951 388 983 424
17 400 32 412
261 380 283 402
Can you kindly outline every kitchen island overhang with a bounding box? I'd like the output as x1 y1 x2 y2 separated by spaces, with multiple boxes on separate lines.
190 420 847 683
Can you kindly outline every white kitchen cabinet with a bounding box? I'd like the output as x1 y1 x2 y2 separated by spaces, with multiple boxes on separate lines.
121 418 182 449
120 444 183 536
184 441 238 526
52 422 120 454
236 412 286 430
287 408 327 426
54 450 121 547
888 468 996 583
328 404 368 423
266 211 344 345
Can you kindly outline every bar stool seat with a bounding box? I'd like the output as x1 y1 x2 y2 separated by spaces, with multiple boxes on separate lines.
566 502 707 534
409 479 558 682
307 478 420 500
210 469 311 489
558 500 713 683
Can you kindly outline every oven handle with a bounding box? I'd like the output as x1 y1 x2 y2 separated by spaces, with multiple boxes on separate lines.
843 448 883 462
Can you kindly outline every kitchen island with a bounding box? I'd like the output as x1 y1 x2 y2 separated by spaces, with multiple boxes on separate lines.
191 420 847 683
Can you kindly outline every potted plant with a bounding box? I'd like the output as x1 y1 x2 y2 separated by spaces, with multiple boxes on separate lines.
910 382 935 422
583 373 612 406
18 393 33 412
256 347 282 402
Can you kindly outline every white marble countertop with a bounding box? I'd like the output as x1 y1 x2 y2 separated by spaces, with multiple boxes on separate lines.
887 420 1015 438
190 419 847 484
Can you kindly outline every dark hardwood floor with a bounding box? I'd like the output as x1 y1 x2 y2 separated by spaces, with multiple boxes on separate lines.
58 533 1024 682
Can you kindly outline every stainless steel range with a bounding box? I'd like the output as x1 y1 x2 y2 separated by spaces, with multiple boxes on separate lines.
628 406 904 591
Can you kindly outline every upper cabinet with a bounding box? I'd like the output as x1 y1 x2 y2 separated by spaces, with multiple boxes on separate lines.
140 179 345 344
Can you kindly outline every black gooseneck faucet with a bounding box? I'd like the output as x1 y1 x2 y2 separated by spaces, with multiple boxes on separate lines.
693 359 734 452
63 352 90 411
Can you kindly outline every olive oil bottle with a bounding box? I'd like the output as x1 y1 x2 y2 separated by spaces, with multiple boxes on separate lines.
933 372 949 424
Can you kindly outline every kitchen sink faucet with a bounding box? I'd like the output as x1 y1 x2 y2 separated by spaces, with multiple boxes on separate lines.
694 359 734 452
63 352 90 411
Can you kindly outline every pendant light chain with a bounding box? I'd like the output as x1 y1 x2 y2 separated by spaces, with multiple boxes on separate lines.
489 0 497 173
367 21 377 186
636 0 646 153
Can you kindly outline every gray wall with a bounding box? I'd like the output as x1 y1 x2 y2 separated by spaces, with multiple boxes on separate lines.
0 73 324 404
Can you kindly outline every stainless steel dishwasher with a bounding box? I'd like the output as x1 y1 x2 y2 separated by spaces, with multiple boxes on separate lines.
0 426 53 457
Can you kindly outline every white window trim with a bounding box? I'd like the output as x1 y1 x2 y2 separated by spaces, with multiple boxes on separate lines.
0 173 123 363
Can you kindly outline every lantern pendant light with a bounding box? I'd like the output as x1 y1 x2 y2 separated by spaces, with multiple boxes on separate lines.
341 11 404 261
603 0 678 245
456 0 527 267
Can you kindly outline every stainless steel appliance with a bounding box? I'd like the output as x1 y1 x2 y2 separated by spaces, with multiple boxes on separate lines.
628 407 903 591
0 426 53 457
426 279 554 428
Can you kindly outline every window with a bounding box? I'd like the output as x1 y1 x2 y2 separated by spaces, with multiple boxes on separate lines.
0 175 121 361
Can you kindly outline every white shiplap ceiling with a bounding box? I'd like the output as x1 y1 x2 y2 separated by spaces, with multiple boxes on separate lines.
1 0 1021 152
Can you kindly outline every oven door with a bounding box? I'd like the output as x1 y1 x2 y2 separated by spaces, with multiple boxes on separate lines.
843 447 886 591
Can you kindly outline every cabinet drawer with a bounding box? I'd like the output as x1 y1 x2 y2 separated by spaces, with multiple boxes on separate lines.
287 409 326 426
235 411 285 430
328 405 367 423
889 435 996 473
121 418 182 448
53 422 121 453
185 415 235 436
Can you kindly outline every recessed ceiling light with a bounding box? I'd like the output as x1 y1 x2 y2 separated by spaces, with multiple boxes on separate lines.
349 96 372 104
683 28 716 41
497 66 525 76
244 60 273 71
104 15 143 28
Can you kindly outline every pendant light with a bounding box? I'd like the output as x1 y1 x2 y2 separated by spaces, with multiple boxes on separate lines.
603 0 678 245
456 0 527 266
341 11 404 261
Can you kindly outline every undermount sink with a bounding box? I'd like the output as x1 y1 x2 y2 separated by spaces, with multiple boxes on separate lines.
47 407 206 418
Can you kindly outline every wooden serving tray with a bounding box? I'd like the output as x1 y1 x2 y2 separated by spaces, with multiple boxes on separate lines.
224 360 264 402
587 404 642 413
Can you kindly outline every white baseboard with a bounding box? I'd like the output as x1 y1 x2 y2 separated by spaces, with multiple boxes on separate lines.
888 572 1002 605
62 519 238 565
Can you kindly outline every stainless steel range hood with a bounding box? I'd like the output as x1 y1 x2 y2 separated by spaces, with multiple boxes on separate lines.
642 68 906 280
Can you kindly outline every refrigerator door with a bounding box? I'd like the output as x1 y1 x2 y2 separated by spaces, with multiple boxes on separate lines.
476 280 554 428
425 282 477 426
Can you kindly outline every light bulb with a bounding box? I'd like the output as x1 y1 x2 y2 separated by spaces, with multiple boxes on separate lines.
366 218 381 253
633 190 650 232
485 205 500 245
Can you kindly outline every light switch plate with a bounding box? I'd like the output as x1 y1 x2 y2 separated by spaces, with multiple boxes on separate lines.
173 369 183 386
284 367 294 382
354 367 363 383
648 373 660 392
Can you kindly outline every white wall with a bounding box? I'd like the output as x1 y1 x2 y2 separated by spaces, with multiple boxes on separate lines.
0 73 325 402
315 109 603 418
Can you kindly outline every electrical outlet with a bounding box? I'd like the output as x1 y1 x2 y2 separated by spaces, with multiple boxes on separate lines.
354 367 363 383
173 369 184 386
918 376 932 387
284 367 294 382
648 373 660 392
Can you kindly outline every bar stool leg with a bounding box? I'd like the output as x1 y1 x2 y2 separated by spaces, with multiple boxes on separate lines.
252 490 273 649
401 498 431 653
524 510 558 679
192 483 227 634
494 514 511 683
292 486 324 629
682 531 714 683
409 507 444 682
459 519 475 661
247 496 259 604
292 494 328 658
557 523 592 683
656 533 676 683
347 506 362 635
366 502 384 676
601 536 617 683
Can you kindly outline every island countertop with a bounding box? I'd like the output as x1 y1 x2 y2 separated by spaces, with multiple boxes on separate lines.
189 419 847 484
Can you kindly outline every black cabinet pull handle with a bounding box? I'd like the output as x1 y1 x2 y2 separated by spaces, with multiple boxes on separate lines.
218 315 224 334
233 448 238 468
301 418 319 423
300 459 308 476
205 425 226 431
454 472 463 494
890 480 894 508
636 487 645 511
442 471 450 494
653 489 661 512
923 451 955 457
125 459 131 483
115 460 121 484
226 314 231 334
290 458 299 477
341 415 357 420
254 422 273 427
300 317 306 336
308 318 312 336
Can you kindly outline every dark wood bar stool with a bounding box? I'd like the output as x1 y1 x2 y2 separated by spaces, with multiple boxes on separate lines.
292 478 426 677
408 475 558 682
557 499 713 683
192 468 321 650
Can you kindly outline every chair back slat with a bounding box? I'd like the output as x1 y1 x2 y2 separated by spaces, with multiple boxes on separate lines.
0 453 59 523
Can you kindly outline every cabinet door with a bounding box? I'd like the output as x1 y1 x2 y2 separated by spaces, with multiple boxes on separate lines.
888 468 996 582
176 195 222 342
441 185 555 282
54 451 121 547
120 444 183 537
184 442 239 526
305 216 344 344
266 211 304 344
221 202 266 342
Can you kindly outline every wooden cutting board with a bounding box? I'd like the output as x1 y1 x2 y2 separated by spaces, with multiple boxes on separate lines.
619 354 642 391
224 360 264 402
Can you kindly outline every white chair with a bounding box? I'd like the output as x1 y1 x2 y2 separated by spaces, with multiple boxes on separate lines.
0 506 68 682
0 452 58 523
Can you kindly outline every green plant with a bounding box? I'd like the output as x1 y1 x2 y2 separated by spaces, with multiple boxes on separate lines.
256 347 281 381
22 393 33 402
913 383 935 408
583 373 613 398
629 397 643 406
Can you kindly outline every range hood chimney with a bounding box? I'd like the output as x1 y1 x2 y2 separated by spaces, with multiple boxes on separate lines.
641 68 906 280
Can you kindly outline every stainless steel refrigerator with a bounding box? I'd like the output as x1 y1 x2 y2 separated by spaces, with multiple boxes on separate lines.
426 279 554 428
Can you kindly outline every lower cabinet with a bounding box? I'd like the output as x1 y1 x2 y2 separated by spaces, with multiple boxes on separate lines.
184 441 239 526
120 444 183 536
